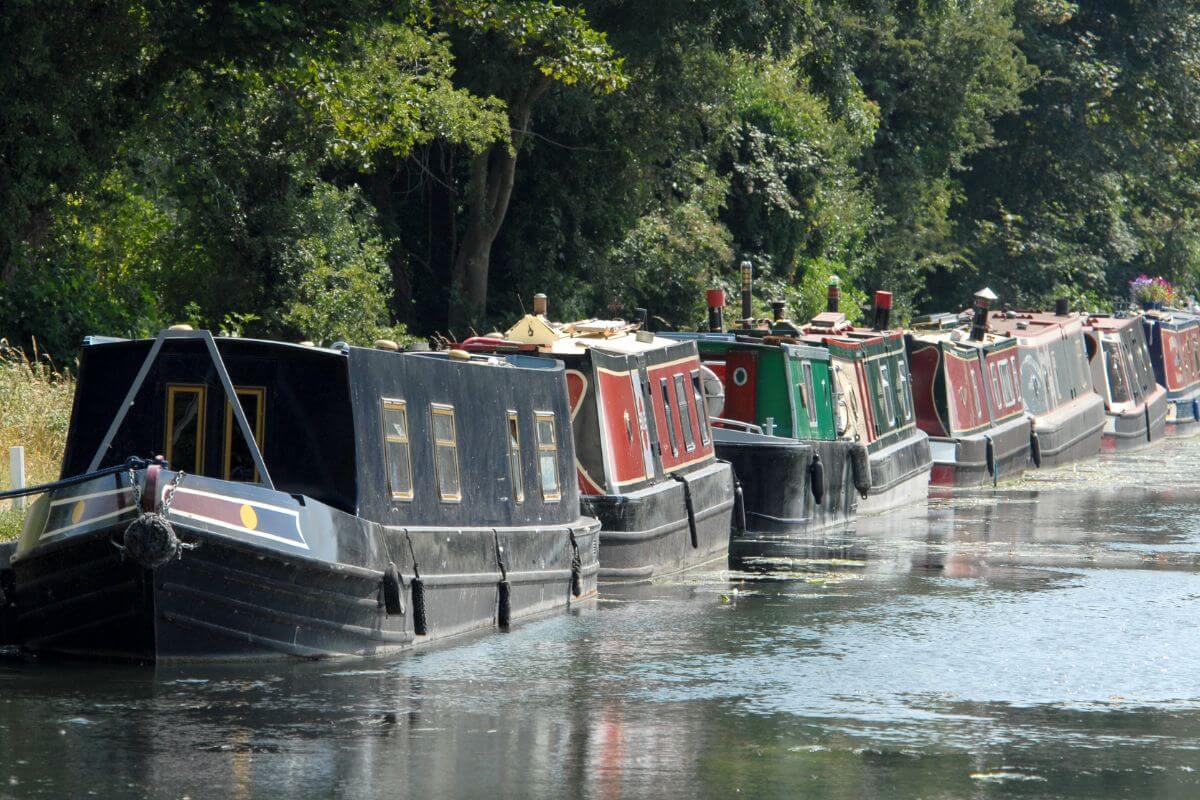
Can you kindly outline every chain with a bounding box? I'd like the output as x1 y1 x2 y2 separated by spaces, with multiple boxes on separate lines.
159 471 185 514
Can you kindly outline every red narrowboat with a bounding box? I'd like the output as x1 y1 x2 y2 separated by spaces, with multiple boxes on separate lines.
461 299 735 581
905 290 1033 487
1140 309 1200 437
1083 313 1168 450
987 303 1107 468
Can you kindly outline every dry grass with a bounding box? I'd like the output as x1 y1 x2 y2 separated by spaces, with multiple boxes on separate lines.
0 339 75 540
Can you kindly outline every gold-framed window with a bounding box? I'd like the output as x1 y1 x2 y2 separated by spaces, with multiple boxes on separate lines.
534 411 560 503
381 399 413 500
431 403 461 502
224 387 266 482
165 384 207 474
507 411 525 503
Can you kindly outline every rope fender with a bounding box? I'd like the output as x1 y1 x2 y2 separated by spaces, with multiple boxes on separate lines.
568 530 583 599
494 530 512 630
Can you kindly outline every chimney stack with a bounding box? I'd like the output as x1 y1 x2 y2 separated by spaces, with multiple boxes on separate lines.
740 260 754 328
873 291 893 331
771 300 787 323
827 275 841 313
1054 297 1070 316
970 287 999 341
635 307 648 329
706 289 725 332
533 293 548 317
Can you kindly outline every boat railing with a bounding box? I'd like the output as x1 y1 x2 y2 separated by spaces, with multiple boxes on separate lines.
712 418 764 435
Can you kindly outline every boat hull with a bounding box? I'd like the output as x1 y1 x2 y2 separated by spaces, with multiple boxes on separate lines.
857 431 933 515
583 460 733 581
715 429 857 536
1164 391 1200 438
8 474 600 662
1029 393 1106 469
1101 387 1168 452
928 414 1032 487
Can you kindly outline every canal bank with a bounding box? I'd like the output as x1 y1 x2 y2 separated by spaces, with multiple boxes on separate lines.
3 440 1200 798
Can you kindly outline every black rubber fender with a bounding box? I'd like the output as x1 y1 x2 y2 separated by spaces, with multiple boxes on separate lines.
984 435 997 486
849 444 872 498
809 453 825 506
1030 430 1042 469
382 562 404 615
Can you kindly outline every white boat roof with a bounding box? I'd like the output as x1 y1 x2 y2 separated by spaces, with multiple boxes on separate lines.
501 314 681 355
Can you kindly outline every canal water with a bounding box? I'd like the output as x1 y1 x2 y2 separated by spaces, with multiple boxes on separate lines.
3 440 1200 798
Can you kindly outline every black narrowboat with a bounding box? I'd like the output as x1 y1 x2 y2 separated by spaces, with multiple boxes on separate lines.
461 297 735 581
988 304 1106 468
799 285 933 514
3 329 600 661
1083 314 1168 451
905 290 1033 487
1140 309 1200 437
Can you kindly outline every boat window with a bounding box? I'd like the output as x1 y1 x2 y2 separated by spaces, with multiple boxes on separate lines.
690 370 711 446
535 412 561 502
224 387 265 482
989 362 1003 408
673 374 696 452
165 384 206 474
381 399 413 500
659 378 679 457
1103 341 1131 404
970 368 984 417
879 363 895 426
431 404 461 502
998 360 1016 405
897 359 913 422
803 362 819 427
506 411 524 503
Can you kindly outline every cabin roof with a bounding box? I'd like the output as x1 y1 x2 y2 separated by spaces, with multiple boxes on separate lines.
494 314 682 355
987 310 1085 341
1085 313 1143 333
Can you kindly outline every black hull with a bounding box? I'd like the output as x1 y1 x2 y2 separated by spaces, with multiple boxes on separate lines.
715 430 857 537
857 431 932 515
929 414 1032 487
1165 390 1200 438
9 476 600 662
1029 393 1106 469
583 461 733 581
1102 388 1168 452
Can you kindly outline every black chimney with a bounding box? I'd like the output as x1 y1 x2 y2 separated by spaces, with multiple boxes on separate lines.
635 307 648 328
706 289 725 332
771 300 787 322
1055 297 1070 316
873 291 893 331
970 288 998 341
827 276 840 313
740 260 753 328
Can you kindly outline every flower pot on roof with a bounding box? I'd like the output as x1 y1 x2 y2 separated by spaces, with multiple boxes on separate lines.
1129 274 1174 311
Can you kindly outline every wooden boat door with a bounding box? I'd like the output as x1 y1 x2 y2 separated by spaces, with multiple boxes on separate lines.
722 349 758 424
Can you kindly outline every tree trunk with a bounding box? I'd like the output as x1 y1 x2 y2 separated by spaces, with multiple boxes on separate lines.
448 77 549 330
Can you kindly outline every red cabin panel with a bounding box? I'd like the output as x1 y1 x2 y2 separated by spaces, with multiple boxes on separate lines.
722 350 758 424
595 367 652 489
645 357 715 472
944 349 990 434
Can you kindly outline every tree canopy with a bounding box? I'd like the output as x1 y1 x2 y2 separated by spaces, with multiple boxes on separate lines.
4 0 1200 359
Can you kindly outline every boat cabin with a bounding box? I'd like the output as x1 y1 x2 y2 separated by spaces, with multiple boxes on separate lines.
1141 309 1200 434
64 334 583 529
987 310 1096 421
1082 313 1168 449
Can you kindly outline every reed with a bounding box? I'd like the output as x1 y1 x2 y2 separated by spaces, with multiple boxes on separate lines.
0 339 74 540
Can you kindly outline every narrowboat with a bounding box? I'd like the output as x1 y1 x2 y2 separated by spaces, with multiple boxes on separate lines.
1082 313 1168 450
905 289 1033 487
799 283 933 514
460 296 735 581
2 329 600 661
1140 309 1200 437
987 301 1107 468
664 272 861 535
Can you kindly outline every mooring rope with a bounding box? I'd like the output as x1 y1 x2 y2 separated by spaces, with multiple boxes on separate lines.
0 456 155 501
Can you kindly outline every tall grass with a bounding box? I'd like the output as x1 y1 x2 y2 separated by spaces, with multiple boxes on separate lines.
0 339 75 540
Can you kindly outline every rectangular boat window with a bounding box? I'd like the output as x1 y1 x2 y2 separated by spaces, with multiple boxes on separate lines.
165 384 206 474
879 363 895 426
690 370 711 446
224 387 265 482
989 362 1003 408
659 378 679 457
971 369 984 417
431 404 461 502
897 359 913 422
803 362 819 426
673 374 696 452
381 399 413 500
507 411 524 503
998 360 1016 405
535 412 561 502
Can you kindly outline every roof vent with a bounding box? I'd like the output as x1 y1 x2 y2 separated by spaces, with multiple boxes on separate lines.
374 339 399 351
168 324 194 332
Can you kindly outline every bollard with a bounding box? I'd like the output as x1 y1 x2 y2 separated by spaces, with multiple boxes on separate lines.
9 447 25 511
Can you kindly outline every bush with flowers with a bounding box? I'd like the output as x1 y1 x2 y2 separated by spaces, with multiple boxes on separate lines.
1128 274 1174 307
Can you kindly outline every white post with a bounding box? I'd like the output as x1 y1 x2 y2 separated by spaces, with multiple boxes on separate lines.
9 446 25 511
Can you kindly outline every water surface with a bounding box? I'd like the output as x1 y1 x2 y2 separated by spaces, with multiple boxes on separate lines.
3 441 1200 798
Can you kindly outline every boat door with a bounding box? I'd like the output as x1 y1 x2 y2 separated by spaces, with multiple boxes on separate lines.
722 349 759 423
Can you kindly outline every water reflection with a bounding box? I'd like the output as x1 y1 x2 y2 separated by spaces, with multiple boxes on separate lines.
4 441 1200 798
